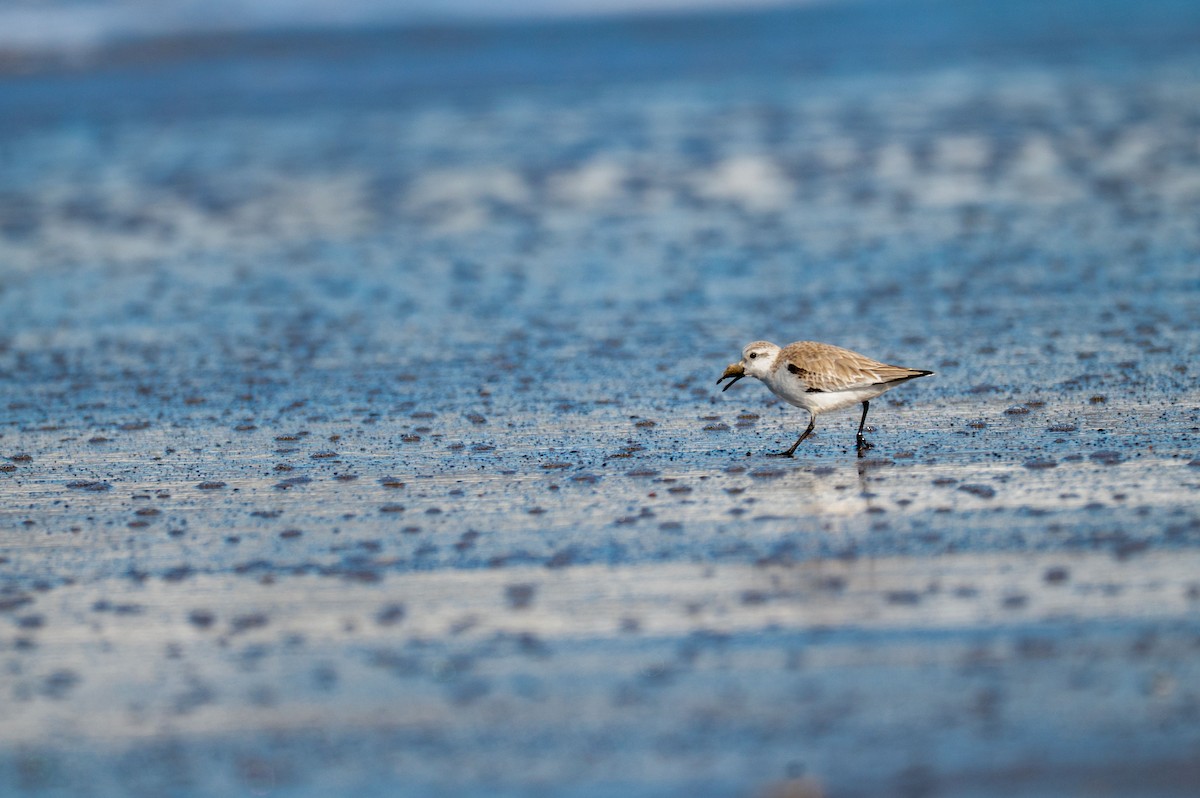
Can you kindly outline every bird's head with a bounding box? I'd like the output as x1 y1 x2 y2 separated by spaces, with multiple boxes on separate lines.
716 341 779 391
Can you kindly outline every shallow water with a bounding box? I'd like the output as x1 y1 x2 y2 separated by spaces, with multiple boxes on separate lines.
3 0 1200 795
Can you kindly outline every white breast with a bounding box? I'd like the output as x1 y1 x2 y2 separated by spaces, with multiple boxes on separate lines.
762 371 893 415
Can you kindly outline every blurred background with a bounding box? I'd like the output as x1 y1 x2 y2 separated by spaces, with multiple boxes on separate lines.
2 1 1200 796
4 0 807 49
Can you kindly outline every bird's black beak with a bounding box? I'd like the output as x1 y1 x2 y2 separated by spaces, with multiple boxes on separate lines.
716 362 745 392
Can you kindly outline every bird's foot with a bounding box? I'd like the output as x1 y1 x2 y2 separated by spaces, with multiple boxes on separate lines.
768 450 796 458
855 437 873 457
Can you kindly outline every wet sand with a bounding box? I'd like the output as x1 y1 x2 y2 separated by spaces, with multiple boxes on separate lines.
3 1 1200 795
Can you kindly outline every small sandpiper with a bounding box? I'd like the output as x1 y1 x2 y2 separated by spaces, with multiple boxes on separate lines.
717 340 933 457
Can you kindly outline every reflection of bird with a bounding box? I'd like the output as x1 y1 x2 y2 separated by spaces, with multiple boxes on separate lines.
717 340 933 457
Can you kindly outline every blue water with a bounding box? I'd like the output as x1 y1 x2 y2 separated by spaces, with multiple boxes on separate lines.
3 0 1200 795
4 0 808 52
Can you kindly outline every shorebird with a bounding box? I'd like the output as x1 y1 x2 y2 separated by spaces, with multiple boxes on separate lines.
717 340 933 457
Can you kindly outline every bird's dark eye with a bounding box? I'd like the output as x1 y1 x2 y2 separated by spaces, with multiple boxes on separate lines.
749 352 757 359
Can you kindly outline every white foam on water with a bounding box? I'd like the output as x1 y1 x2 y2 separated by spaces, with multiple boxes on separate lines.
0 0 834 53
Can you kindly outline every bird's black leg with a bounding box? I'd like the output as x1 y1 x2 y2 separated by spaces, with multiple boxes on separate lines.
855 400 873 457
770 415 815 458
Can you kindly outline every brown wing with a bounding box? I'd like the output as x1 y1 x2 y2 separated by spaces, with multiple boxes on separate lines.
775 341 932 392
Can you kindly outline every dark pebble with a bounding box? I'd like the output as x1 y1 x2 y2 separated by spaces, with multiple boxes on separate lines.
885 590 921 605
230 613 269 633
66 480 112 491
188 610 216 629
1002 594 1029 609
163 566 193 582
274 477 312 490
1044 566 1070 584
546 549 576 569
740 590 769 605
505 583 537 610
0 595 33 612
41 669 81 699
376 604 406 625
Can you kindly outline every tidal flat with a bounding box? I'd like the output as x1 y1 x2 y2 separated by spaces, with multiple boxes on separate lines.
2 1 1200 795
